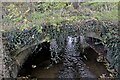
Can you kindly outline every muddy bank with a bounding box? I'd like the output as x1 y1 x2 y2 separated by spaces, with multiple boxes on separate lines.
84 47 112 78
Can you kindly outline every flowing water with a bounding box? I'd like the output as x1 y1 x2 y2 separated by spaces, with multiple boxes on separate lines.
18 36 112 79
58 36 96 78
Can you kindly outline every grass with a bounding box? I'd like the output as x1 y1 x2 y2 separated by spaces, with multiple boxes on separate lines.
92 10 118 22
2 2 118 31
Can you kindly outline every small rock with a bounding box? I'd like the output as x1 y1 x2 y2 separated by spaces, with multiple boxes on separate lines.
32 65 36 68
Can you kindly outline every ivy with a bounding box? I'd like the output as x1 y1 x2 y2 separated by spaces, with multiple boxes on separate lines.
2 2 120 78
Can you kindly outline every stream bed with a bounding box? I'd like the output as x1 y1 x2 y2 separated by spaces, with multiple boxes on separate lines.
18 50 112 79
17 36 113 79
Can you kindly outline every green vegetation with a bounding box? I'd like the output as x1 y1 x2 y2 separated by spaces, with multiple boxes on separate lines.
2 2 119 78
2 2 118 30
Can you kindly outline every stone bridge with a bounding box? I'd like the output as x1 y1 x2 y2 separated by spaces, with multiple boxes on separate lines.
0 32 117 79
